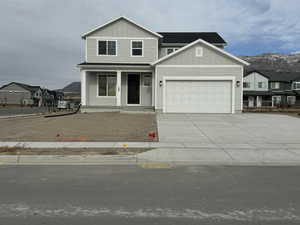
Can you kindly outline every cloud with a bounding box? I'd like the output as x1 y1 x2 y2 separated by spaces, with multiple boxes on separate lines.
0 0 299 88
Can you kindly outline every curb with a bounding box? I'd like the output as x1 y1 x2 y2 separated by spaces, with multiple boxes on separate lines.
1 154 300 166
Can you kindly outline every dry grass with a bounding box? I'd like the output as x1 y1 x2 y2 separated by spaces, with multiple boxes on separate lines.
0 146 151 155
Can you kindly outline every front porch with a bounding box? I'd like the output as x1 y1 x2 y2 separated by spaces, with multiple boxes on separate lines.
80 65 155 112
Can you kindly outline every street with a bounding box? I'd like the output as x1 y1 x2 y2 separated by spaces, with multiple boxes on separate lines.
0 165 300 225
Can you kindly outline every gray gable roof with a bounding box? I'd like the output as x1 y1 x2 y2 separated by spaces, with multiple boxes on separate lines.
244 70 300 82
158 32 226 44
0 82 41 92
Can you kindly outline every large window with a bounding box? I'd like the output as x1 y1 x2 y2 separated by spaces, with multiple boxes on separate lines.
270 82 280 89
98 40 117 56
131 40 143 56
98 74 117 96
292 82 300 90
258 82 266 88
243 82 250 88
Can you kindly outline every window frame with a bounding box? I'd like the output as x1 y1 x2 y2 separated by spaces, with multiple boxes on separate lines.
292 82 300 90
142 74 152 87
287 96 296 105
97 74 117 97
195 47 203 57
131 40 143 57
243 82 250 88
258 81 265 89
97 40 117 56
166 48 179 55
270 82 280 89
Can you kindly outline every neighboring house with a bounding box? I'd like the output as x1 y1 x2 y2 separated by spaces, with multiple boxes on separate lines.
0 82 41 106
78 16 249 113
243 70 300 108
0 82 63 107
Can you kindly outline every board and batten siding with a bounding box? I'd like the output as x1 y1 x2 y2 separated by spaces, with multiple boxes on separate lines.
244 72 269 91
155 43 244 113
86 73 117 106
85 19 159 63
0 83 32 105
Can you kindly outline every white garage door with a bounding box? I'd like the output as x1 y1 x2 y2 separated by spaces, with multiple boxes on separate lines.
165 80 232 113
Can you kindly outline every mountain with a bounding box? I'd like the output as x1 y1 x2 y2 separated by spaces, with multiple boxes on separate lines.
61 82 81 93
240 53 300 72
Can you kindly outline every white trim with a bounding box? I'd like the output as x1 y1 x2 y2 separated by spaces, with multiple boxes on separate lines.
165 48 179 55
116 70 121 106
83 69 152 72
96 73 117 98
130 40 144 57
126 73 142 106
81 16 163 39
152 71 155 107
162 76 236 114
97 40 118 56
240 66 244 111
156 65 243 68
81 70 87 106
154 66 158 109
87 36 156 40
195 47 203 57
151 39 250 66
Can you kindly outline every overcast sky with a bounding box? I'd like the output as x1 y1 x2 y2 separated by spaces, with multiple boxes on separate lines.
0 0 299 89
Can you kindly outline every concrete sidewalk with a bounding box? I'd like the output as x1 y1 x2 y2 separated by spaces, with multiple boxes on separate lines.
1 142 300 165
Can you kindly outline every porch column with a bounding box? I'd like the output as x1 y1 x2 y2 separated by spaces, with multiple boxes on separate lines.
152 71 155 107
116 70 121 106
81 70 87 106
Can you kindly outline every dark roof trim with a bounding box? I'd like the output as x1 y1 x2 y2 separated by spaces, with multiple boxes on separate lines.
0 82 41 92
158 32 227 44
78 62 151 66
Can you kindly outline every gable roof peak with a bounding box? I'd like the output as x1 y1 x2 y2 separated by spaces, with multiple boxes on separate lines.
81 16 163 39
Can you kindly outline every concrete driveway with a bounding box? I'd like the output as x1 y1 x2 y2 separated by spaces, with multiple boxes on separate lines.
157 113 300 147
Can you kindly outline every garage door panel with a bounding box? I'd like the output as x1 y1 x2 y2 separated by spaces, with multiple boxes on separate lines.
165 80 232 113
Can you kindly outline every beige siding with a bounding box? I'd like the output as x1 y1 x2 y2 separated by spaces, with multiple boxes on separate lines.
157 43 240 65
244 72 269 91
0 83 32 105
85 18 159 63
86 38 158 63
156 67 243 112
86 73 117 106
88 19 158 38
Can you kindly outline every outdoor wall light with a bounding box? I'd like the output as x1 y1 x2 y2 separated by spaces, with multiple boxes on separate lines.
236 81 241 87
159 80 163 87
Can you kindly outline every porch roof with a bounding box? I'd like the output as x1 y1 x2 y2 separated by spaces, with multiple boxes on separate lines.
77 62 152 70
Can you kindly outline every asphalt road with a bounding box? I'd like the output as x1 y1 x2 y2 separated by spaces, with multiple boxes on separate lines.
0 165 300 225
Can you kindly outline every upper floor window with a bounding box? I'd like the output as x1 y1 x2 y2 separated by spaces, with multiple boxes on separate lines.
98 40 117 56
270 82 280 89
166 48 179 55
243 82 250 88
131 40 143 56
258 82 266 88
292 82 300 90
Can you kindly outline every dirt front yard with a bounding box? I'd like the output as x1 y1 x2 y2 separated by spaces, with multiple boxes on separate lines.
0 112 158 142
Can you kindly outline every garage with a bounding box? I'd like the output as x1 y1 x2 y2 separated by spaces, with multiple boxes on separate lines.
164 79 233 113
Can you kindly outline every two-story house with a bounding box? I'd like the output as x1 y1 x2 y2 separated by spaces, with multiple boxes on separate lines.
243 70 300 108
78 16 249 113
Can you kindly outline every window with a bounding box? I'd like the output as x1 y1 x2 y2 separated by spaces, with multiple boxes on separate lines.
243 82 250 88
287 96 296 105
195 47 203 57
98 40 116 56
131 40 143 56
166 48 179 55
258 82 265 88
97 74 117 96
292 82 300 90
270 82 280 89
143 74 152 86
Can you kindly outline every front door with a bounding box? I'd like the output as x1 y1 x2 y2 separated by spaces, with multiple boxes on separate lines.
127 74 140 104
248 96 254 107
